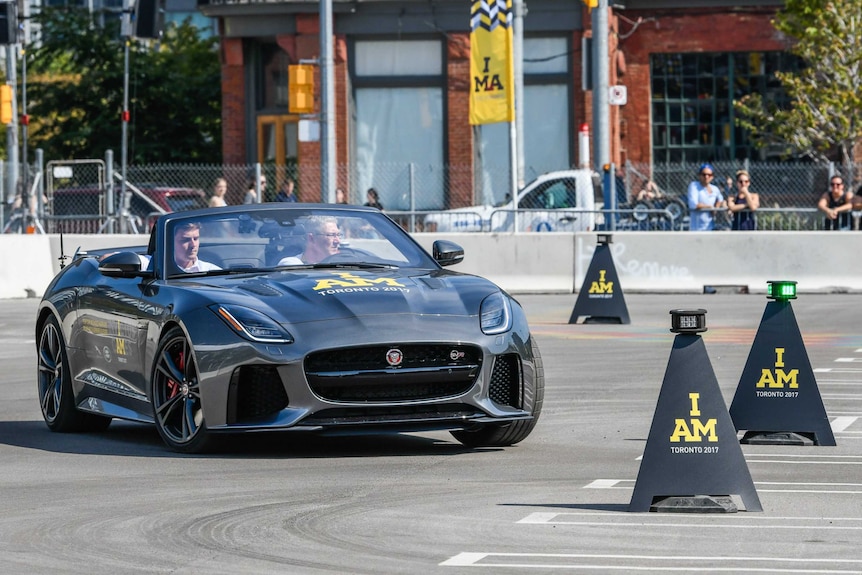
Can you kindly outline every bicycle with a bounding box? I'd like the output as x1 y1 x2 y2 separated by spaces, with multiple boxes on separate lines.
3 205 45 234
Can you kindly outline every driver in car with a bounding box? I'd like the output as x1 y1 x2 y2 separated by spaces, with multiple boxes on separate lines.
174 221 221 272
278 216 341 265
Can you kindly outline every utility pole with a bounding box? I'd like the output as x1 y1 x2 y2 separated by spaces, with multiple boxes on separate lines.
3 26 18 205
319 0 336 203
592 0 610 171
512 0 525 189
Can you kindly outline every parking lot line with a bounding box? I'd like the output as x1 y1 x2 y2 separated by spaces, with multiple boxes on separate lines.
441 551 862 572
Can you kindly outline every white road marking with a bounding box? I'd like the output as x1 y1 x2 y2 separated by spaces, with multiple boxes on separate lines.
831 416 858 432
517 511 862 529
441 551 862 571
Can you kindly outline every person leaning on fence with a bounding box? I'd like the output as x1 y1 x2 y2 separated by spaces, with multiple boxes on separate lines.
245 175 266 204
727 169 759 230
818 175 854 231
209 178 228 207
686 163 726 231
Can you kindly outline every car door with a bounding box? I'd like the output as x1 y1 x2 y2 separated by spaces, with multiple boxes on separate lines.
75 277 156 406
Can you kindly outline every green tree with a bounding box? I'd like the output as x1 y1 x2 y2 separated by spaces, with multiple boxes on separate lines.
734 0 862 165
19 7 221 163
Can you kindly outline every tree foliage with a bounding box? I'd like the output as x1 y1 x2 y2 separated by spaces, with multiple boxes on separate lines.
735 0 862 164
18 7 221 163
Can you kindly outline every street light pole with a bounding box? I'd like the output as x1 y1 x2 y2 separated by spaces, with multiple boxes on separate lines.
119 1 131 234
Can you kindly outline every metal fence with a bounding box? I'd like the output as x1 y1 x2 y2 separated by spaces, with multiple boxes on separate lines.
2 156 861 234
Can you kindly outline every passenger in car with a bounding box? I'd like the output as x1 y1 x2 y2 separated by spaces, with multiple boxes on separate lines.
277 216 341 265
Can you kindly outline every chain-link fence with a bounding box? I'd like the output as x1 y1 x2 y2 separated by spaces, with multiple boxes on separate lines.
3 157 862 234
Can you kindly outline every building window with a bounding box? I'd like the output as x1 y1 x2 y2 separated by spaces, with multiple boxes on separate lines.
257 42 289 112
478 36 571 206
352 39 444 210
651 52 800 164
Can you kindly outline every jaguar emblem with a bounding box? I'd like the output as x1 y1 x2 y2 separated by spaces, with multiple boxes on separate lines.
386 348 403 366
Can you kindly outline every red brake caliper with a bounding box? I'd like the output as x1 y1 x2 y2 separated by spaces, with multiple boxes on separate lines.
166 349 185 398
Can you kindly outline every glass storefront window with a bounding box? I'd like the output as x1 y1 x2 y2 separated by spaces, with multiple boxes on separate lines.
651 51 800 163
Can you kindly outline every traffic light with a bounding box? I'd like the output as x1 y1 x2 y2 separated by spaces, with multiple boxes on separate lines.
0 1 17 45
0 84 13 124
134 0 163 39
289 64 315 114
583 0 598 11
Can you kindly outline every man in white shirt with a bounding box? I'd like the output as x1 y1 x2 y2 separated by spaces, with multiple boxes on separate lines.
278 216 341 265
173 222 221 272
686 163 726 231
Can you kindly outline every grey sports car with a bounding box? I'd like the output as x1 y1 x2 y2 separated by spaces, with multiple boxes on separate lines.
36 204 544 452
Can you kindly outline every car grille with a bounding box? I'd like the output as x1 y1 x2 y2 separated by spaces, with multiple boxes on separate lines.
227 365 289 424
302 404 485 427
488 353 522 409
304 344 482 402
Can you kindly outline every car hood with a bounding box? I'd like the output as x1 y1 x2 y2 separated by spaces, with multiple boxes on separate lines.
178 267 500 324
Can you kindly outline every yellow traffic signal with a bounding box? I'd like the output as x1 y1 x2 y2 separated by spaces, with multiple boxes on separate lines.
583 0 598 10
0 84 12 124
288 64 315 114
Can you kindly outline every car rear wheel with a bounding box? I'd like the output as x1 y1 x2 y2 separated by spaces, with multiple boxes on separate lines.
151 327 213 453
450 338 545 448
38 316 112 432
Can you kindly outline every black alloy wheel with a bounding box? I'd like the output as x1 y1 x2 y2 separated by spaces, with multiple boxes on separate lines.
38 316 111 432
151 327 213 453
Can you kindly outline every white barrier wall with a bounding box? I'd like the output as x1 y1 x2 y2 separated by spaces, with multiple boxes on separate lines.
2 231 861 299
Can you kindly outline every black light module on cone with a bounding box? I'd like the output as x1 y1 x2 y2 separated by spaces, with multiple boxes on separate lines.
670 309 707 334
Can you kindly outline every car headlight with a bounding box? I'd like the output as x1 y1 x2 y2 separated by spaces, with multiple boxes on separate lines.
210 304 294 344
480 292 512 335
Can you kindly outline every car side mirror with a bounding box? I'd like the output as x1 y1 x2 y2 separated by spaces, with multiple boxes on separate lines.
99 251 145 278
432 240 464 267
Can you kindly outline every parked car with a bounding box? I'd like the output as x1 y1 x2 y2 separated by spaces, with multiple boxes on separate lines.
424 170 598 232
49 184 208 233
35 203 544 453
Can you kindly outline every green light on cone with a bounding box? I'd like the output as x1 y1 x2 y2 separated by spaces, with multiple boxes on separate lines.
767 280 797 301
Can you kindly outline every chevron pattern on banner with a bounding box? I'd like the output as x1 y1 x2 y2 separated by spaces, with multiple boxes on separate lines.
470 0 512 32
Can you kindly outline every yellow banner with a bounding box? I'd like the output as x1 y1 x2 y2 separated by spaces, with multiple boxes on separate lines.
469 0 515 125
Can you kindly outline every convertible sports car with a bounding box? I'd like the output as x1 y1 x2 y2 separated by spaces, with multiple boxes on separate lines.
36 204 544 452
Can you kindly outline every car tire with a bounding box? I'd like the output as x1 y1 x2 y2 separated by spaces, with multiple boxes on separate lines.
450 338 545 448
38 316 112 433
151 327 214 453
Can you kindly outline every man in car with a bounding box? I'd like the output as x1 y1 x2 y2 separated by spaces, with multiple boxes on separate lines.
173 222 221 272
278 216 341 265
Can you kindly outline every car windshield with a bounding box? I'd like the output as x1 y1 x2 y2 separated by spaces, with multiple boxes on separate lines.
163 207 434 278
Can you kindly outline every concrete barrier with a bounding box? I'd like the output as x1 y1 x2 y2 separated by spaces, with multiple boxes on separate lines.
2 231 860 299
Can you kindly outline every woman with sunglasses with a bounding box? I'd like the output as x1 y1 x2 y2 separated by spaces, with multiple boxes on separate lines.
686 163 726 231
727 169 760 230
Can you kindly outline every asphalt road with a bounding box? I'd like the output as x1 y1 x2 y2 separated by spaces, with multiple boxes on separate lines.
1 293 861 574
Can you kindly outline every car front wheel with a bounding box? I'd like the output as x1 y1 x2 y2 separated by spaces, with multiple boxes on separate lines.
451 338 545 448
151 327 213 453
38 316 112 432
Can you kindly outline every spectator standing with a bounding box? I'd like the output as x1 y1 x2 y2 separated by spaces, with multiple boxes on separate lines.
818 175 854 230
335 187 348 204
727 169 759 230
244 175 266 204
275 178 298 202
686 163 725 231
364 188 384 210
209 178 228 207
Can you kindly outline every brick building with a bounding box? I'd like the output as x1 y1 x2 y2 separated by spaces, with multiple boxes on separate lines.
198 0 790 208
